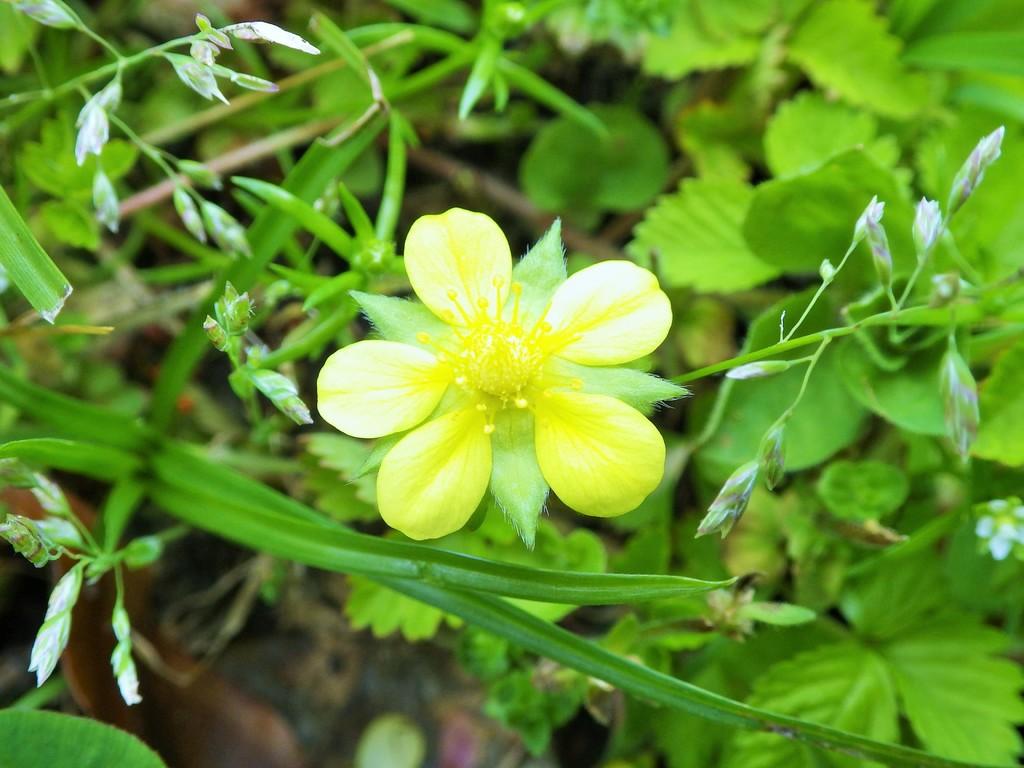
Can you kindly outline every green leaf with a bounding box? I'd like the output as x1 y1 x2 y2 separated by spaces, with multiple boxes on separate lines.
40 199 99 250
743 150 914 275
346 572 458 641
973 339 1024 466
545 358 687 414
490 409 547 548
787 0 931 119
737 602 816 626
381 0 476 33
643 1 771 78
699 292 868 477
883 616 1024 765
19 120 136 197
725 642 898 768
838 338 947 436
510 219 565 323
520 105 668 214
350 290 450 347
231 176 354 257
0 438 142 481
302 433 378 522
816 460 909 520
764 92 893 178
0 184 71 322
0 710 167 768
630 179 779 292
839 555 946 640
0 4 36 73
904 32 1024 76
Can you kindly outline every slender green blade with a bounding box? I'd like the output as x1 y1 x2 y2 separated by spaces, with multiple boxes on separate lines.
0 184 71 323
0 438 141 481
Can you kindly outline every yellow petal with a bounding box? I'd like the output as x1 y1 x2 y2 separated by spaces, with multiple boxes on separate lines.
377 406 492 540
317 340 450 439
404 208 512 325
534 391 665 517
543 260 671 365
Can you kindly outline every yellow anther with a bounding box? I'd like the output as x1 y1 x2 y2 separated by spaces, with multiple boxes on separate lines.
416 331 431 344
514 397 529 409
475 402 488 412
446 289 459 300
570 378 583 390
483 423 496 435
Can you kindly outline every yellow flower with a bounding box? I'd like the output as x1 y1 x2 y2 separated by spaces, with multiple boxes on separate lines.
317 208 678 541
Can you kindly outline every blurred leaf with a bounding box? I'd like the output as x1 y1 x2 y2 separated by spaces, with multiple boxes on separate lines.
383 0 476 33
725 642 898 768
484 668 586 755
839 555 946 640
520 104 668 215
883 616 1024 765
787 0 931 119
838 339 947 436
737 601 816 626
0 4 36 73
630 179 778 292
764 92 895 178
817 460 910 520
355 714 427 768
20 120 136 198
0 710 167 768
303 433 378 522
744 150 914 275
973 339 1024 466
40 200 99 250
904 32 1024 75
643 0 776 78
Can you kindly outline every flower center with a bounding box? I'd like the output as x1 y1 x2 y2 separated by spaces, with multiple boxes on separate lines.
454 319 545 402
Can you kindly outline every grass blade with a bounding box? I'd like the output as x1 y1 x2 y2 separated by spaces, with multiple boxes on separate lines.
0 184 71 323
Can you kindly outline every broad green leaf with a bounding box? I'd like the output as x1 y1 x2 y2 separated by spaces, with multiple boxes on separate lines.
787 0 931 119
643 0 775 78
724 642 899 768
302 433 378 522
347 571 459 641
743 150 914 276
764 92 895 178
520 105 668 214
838 338 947 436
630 179 778 292
816 460 909 520
839 555 946 640
973 339 1024 466
39 199 99 250
0 184 71 322
699 292 868 478
883 616 1024 765
0 710 167 768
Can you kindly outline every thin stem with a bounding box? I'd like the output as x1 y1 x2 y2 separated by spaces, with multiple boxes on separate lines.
782 336 832 419
783 239 857 342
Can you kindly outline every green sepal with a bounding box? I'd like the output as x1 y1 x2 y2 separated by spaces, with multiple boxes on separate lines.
547 358 688 415
490 409 548 549
354 433 402 479
350 290 449 347
511 220 565 324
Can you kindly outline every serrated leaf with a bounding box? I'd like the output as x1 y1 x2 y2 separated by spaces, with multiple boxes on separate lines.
883 616 1024 765
630 179 778 292
973 339 1024 466
787 0 931 119
346 573 458 641
725 642 898 768
764 92 891 178
40 199 99 250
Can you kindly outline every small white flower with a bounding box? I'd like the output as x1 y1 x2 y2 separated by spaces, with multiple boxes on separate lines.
222 21 320 55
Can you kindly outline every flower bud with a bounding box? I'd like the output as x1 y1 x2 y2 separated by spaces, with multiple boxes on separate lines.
247 369 313 425
1 515 60 567
195 13 233 49
912 198 942 258
222 21 320 54
110 604 141 705
928 273 961 307
214 281 253 336
176 160 221 189
92 169 119 233
190 39 219 66
203 315 228 351
165 53 228 104
201 201 251 257
29 563 83 686
32 474 70 518
74 102 108 166
173 187 207 243
13 0 76 28
697 461 759 538
949 126 1004 214
819 258 836 284
726 360 793 380
229 71 279 93
856 197 892 291
939 344 979 461
758 418 786 490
